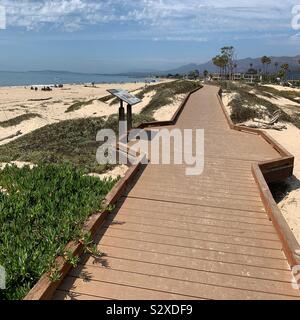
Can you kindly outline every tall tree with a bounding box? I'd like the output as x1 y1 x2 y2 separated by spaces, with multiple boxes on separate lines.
188 70 200 80
274 62 279 73
212 55 228 77
266 57 272 74
280 63 290 79
221 46 236 79
261 56 269 74
212 56 221 75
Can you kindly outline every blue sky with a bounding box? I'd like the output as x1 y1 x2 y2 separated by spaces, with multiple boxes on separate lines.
0 0 300 73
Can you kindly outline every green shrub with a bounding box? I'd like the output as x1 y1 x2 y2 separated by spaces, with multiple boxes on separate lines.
229 98 259 123
0 163 117 300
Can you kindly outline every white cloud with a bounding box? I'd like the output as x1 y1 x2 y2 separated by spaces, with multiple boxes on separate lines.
0 0 298 38
0 3 6 29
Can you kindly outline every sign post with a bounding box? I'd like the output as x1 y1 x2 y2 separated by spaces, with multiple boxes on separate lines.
119 100 125 122
127 104 132 130
107 89 141 132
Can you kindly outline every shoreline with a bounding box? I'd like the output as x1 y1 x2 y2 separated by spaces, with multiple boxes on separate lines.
0 71 163 88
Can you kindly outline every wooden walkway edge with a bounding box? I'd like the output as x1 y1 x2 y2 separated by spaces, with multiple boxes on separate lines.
52 85 300 300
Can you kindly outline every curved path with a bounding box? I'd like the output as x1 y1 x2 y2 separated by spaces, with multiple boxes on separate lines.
54 85 300 300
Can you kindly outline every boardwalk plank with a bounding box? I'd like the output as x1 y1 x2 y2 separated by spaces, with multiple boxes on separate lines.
81 246 293 282
67 265 297 300
78 256 297 297
97 231 287 267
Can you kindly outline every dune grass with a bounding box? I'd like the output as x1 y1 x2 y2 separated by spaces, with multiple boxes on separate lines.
139 80 201 116
0 113 41 128
0 117 112 173
0 114 154 173
65 99 95 113
219 81 299 127
107 80 202 115
99 94 114 103
257 86 300 104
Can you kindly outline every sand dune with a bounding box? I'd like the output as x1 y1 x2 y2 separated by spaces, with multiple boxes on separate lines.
265 84 300 93
0 80 175 145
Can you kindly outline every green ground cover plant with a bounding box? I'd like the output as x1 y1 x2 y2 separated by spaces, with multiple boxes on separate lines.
0 163 117 300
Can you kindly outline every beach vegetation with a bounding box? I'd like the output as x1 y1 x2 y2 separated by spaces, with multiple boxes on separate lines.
0 114 154 172
65 99 94 113
219 81 299 127
137 80 201 116
0 163 117 300
108 80 201 113
0 113 41 128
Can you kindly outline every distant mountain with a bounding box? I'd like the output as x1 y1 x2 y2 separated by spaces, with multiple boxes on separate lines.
127 55 300 76
3 55 300 78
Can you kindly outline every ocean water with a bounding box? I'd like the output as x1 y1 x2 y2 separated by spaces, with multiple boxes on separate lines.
0 71 147 87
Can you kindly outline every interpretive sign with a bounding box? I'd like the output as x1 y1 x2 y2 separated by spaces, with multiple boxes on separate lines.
107 89 141 106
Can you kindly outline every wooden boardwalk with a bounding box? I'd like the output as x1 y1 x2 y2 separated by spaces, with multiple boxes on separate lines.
54 85 300 300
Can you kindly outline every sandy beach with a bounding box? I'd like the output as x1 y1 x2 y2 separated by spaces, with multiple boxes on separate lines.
0 80 176 145
265 84 300 93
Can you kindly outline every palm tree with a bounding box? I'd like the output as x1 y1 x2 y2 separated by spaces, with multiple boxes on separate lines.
266 57 272 74
280 63 290 79
261 56 271 74
261 56 268 74
274 62 279 73
203 70 208 79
